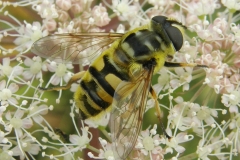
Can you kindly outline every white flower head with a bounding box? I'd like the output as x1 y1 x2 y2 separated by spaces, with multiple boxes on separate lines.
135 125 164 159
14 21 48 51
69 126 92 149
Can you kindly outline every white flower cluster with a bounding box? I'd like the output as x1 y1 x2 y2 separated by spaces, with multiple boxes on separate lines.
0 0 240 160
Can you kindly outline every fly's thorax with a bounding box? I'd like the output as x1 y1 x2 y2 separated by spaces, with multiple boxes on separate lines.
118 28 174 75
120 29 172 59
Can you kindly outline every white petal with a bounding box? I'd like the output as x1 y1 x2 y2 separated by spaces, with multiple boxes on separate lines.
13 66 24 76
9 97 19 105
11 146 22 156
183 83 189 91
165 147 173 154
22 118 33 129
3 57 10 66
175 145 185 153
33 115 44 124
170 79 180 88
8 83 19 93
15 110 24 118
24 58 33 66
176 133 187 143
28 144 41 155
69 134 80 144
229 105 238 113
5 111 12 120
210 109 218 117
16 128 23 138
22 71 33 80
36 72 42 79
205 116 215 125
175 67 184 75
0 80 6 89
152 84 163 95
51 75 60 85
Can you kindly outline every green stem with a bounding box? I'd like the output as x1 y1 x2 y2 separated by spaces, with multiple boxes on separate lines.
87 145 100 154
177 153 198 160
99 126 112 142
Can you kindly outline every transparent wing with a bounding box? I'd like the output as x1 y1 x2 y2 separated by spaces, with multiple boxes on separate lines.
110 66 155 160
31 33 123 64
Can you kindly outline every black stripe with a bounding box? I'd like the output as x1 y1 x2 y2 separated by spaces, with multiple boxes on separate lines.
123 32 136 43
80 94 101 119
80 111 87 119
89 55 128 96
89 67 115 96
115 48 131 65
123 32 150 57
149 36 161 50
80 80 110 109
139 29 149 33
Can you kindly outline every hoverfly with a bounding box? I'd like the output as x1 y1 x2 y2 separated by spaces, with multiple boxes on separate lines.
32 16 206 160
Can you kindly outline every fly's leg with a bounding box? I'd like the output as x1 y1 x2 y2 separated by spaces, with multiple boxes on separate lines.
164 62 207 68
40 71 85 91
149 86 171 139
54 128 70 143
153 62 207 138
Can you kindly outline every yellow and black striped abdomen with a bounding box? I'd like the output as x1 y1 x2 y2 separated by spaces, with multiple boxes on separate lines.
74 42 131 119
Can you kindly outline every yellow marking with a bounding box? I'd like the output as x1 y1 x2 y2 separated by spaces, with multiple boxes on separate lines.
160 42 167 51
105 73 122 90
74 85 103 118
121 24 150 38
74 90 92 118
97 88 113 104
155 36 162 44
144 41 154 51
152 51 168 73
91 38 122 71
172 23 185 36
121 42 135 57
108 55 125 72
74 72 103 113
88 105 112 121
135 31 142 36
129 63 142 79
81 71 91 81
108 39 129 71
86 94 103 110
91 54 105 71
111 50 131 75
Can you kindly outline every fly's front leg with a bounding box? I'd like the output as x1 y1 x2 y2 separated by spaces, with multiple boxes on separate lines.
149 86 171 139
164 62 208 68
40 71 85 91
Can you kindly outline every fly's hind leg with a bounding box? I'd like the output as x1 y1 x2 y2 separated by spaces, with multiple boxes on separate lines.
149 86 171 139
40 71 85 91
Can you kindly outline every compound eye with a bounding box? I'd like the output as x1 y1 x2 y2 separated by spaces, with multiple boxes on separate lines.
152 16 167 24
165 26 183 51
152 16 184 51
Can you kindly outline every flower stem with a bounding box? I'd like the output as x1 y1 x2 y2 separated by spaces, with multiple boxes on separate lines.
178 153 198 160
